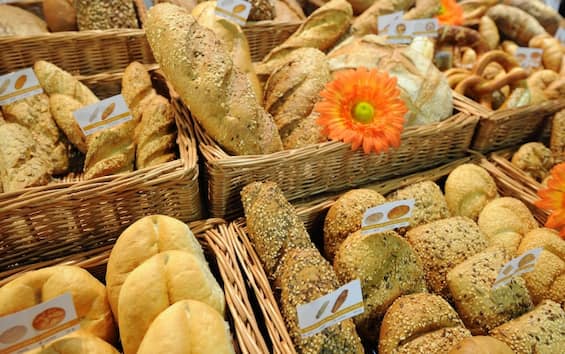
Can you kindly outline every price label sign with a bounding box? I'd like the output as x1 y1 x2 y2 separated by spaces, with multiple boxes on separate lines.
556 28 565 45
378 11 404 35
361 199 415 235
215 0 252 26
386 19 438 44
0 293 80 354
297 280 364 338
0 68 43 106
73 94 132 136
514 47 543 69
492 248 542 290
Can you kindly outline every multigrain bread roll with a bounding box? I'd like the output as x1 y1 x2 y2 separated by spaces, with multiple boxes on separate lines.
0 5 48 36
0 123 52 192
323 188 386 261
75 0 139 30
264 48 331 140
241 181 314 281
490 300 565 354
34 61 99 106
0 266 116 344
445 164 498 220
282 110 327 149
333 230 428 342
145 3 282 155
28 331 119 354
106 214 206 321
43 0 77 32
551 108 565 163
118 250 224 354
517 228 565 305
406 217 488 299
49 94 88 153
379 293 471 354
447 248 533 335
277 248 364 353
137 300 235 354
448 336 514 354
511 142 553 182
2 94 69 175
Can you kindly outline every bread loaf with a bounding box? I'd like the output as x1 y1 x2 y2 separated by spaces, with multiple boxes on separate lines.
379 293 471 354
511 142 553 182
241 181 314 281
282 110 327 149
137 300 235 354
43 0 77 32
2 94 69 175
334 230 428 342
157 0 197 10
118 250 224 354
34 61 99 106
406 217 488 299
274 0 305 22
106 214 206 320
447 248 533 334
121 62 156 123
278 248 364 353
75 0 139 30
323 189 386 261
445 164 498 221
0 123 52 192
0 5 48 36
145 3 282 155
29 331 119 354
0 266 116 344
490 300 565 353
448 336 514 354
49 94 88 153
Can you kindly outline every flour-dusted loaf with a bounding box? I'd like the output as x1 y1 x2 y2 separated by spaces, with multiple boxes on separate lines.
75 0 139 30
0 5 48 36
145 3 282 155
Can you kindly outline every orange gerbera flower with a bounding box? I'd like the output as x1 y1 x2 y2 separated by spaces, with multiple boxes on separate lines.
437 0 463 26
535 163 565 238
314 67 407 155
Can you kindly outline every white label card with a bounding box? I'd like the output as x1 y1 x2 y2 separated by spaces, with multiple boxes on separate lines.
297 279 364 338
143 0 153 9
514 47 543 69
378 11 404 35
0 293 80 354
492 247 543 290
383 17 439 44
0 68 43 106
215 0 252 26
361 199 415 235
556 28 565 45
73 94 133 136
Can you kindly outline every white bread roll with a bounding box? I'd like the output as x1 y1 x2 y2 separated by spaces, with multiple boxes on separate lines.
118 250 224 354
28 331 119 354
137 300 235 354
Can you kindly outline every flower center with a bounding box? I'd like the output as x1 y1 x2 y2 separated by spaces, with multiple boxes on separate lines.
438 4 445 15
352 101 375 124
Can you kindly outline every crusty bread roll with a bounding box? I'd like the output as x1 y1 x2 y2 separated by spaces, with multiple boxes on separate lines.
379 293 471 354
49 94 88 154
477 197 538 253
448 336 514 354
106 214 206 321
118 250 224 354
75 0 139 30
0 5 48 36
273 0 305 22
490 300 565 354
137 300 235 354
551 108 565 163
121 61 157 123
323 188 386 261
28 331 119 354
145 3 282 156
406 217 488 299
278 248 364 353
511 142 553 182
0 266 116 344
445 164 498 221
447 248 533 335
517 228 564 305
282 110 327 149
334 230 428 342
241 181 314 281
34 61 99 106
43 0 77 32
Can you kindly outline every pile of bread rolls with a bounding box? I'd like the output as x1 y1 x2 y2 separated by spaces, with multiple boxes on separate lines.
0 61 177 193
0 215 235 353
241 162 565 353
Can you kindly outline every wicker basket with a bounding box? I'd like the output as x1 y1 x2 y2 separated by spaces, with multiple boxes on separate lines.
242 20 301 62
0 69 203 272
0 219 270 354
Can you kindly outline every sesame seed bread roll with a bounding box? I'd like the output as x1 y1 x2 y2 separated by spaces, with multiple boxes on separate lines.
34 61 99 106
241 181 315 282
277 248 364 353
448 336 514 354
379 293 471 354
333 230 427 343
323 189 386 262
517 228 565 305
445 164 498 221
490 300 565 354
446 248 533 335
406 217 488 299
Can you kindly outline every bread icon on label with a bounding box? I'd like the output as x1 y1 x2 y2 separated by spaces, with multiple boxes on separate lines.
101 102 115 121
0 325 27 344
32 307 66 331
0 79 10 95
316 300 330 319
387 205 410 219
88 107 101 123
365 212 384 225
518 253 536 269
14 74 27 90
331 289 348 313
233 4 246 13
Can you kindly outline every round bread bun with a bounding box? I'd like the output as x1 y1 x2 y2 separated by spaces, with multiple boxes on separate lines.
448 336 514 354
334 230 427 343
323 189 386 261
511 142 553 182
517 228 565 305
379 293 470 354
29 331 119 354
0 266 115 344
137 300 235 354
43 0 77 32
118 250 224 354
106 214 206 321
445 164 498 220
